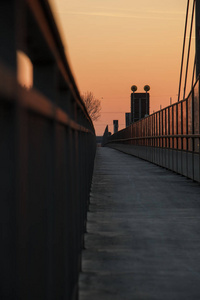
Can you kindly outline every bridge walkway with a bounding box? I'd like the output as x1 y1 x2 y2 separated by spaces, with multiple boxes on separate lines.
79 147 200 300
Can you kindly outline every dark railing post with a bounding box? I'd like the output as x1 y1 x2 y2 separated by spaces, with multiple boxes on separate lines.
0 0 16 70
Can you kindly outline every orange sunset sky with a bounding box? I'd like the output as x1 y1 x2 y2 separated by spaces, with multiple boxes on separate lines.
49 0 195 135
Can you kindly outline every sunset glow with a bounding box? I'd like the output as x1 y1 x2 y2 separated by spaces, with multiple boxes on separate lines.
50 0 195 135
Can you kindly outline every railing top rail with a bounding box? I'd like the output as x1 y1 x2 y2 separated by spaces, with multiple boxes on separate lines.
25 0 93 127
0 62 95 135
0 0 94 133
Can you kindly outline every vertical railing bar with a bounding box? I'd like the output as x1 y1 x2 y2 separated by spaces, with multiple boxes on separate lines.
192 86 195 179
181 102 183 173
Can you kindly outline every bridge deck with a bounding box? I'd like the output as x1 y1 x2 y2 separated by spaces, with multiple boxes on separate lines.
79 147 200 300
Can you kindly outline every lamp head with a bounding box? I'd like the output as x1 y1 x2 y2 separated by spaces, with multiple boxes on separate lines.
144 85 150 92
131 85 137 92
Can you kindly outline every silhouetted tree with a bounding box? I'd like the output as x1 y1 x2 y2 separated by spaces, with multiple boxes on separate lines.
82 91 101 121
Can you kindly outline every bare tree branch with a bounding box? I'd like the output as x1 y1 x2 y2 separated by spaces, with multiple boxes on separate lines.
82 91 101 121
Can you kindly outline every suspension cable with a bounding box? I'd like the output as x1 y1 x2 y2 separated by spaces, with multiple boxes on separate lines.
178 0 190 101
183 0 196 100
191 54 196 89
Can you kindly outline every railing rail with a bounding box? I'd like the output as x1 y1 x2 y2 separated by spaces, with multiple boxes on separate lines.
0 1 96 299
103 77 200 182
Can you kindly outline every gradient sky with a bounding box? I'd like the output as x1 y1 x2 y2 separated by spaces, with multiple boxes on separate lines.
49 0 195 135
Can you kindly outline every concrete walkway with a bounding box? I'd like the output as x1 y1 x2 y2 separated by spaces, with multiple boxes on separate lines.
79 147 200 300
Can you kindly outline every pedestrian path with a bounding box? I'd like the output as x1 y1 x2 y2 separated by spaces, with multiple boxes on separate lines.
79 147 200 300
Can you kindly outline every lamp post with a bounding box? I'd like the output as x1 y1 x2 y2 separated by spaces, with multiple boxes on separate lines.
131 85 137 123
144 85 150 116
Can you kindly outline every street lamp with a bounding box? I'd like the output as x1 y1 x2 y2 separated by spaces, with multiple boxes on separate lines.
144 85 150 116
131 85 137 92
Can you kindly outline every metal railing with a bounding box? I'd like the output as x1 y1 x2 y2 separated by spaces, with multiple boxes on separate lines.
0 1 96 299
103 77 200 182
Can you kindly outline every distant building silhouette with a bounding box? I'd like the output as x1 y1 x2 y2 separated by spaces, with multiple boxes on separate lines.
125 113 131 127
113 120 119 133
131 92 149 123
